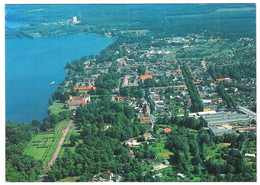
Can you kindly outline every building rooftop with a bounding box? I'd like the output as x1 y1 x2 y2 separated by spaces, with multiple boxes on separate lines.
201 111 250 126
209 126 236 135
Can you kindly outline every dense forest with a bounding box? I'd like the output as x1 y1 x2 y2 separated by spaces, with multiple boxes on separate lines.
6 121 42 181
208 62 256 82
47 100 146 181
6 4 256 40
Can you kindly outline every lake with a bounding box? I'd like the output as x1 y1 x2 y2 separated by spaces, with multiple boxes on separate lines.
5 21 29 29
5 33 115 123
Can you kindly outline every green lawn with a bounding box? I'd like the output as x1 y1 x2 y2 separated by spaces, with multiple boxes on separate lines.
24 132 62 164
152 142 173 159
24 119 70 165
187 128 199 134
205 143 231 161
142 123 151 131
24 145 48 161
32 133 55 143
158 151 174 158
49 100 66 115
54 119 70 132
58 176 81 182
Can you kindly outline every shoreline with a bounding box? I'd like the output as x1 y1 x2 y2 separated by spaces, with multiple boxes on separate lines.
5 32 116 124
5 29 115 40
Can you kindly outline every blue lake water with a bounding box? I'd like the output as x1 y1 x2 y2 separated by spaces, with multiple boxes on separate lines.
5 21 29 29
5 33 115 123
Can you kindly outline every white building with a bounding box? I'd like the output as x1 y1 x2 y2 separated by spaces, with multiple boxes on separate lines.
72 16 80 24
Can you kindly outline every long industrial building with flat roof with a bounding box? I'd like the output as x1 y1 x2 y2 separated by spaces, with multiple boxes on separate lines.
201 111 250 127
200 109 256 135
209 126 236 136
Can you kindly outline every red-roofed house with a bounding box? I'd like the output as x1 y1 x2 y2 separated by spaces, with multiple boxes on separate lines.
91 74 100 78
178 85 188 90
139 116 150 123
163 128 172 133
116 96 125 100
102 170 114 180
141 75 153 82
67 94 90 110
74 83 96 93
143 132 152 140
216 78 228 83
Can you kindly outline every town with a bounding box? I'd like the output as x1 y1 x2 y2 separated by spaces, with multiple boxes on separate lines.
46 32 256 182
66 34 256 137
5 4 256 183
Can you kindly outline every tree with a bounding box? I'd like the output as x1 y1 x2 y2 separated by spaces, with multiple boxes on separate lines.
143 78 156 88
192 154 202 165
137 136 145 142
135 88 144 99
49 98 53 106
31 119 41 128
124 105 134 119
138 65 146 75
120 87 130 97
40 121 50 132
126 171 138 182
69 134 78 147
80 171 93 182
166 135 190 156
199 132 211 145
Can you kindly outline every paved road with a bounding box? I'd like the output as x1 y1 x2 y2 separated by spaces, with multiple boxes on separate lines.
43 120 73 173
150 114 156 131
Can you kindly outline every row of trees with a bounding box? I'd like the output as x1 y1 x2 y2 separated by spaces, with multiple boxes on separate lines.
156 113 203 130
39 110 71 132
181 63 203 112
216 82 236 108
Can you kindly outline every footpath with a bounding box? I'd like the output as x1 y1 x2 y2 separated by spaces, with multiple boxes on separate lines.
43 120 74 174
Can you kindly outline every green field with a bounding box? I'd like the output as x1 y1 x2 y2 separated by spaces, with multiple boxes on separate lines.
24 133 61 165
23 119 70 165
49 100 67 115
205 143 231 161
58 176 81 182
152 142 173 159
